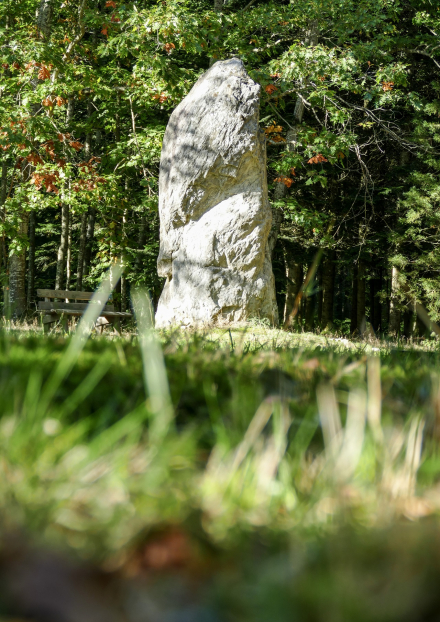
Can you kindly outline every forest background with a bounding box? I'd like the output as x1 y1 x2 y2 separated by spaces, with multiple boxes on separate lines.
1 0 439 335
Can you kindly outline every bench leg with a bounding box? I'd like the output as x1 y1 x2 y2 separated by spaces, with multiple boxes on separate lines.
113 318 121 334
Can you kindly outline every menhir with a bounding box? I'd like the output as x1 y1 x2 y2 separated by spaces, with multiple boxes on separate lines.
155 58 278 328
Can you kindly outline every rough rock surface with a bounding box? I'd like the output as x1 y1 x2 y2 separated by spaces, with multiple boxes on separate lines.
155 58 278 327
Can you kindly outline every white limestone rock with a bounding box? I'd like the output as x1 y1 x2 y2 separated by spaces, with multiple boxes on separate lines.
155 58 278 328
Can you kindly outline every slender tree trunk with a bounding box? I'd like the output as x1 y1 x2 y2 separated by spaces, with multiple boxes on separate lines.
350 264 358 334
0 161 7 206
317 268 323 325
121 274 127 312
9 214 29 318
83 207 96 278
115 93 121 143
135 214 147 272
304 294 315 332
0 161 7 271
282 243 303 325
403 303 415 339
380 270 389 335
37 0 52 38
66 95 74 125
357 260 366 335
334 263 343 324
268 128 296 256
389 266 401 336
66 227 71 290
76 212 88 290
321 251 335 330
27 211 36 309
84 99 93 159
55 203 69 290
370 275 375 330
415 309 427 338
372 270 382 332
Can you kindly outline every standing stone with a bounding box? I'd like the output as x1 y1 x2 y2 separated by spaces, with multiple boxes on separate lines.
155 58 278 328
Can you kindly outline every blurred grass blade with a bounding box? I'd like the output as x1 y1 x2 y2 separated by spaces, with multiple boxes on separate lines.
131 288 174 442
317 383 342 456
335 388 366 480
367 356 383 443
404 416 425 496
40 262 124 413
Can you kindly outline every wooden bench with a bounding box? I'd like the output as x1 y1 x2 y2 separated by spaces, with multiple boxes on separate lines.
37 289 132 333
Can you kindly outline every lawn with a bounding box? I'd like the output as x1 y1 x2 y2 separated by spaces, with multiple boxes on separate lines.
1 319 440 621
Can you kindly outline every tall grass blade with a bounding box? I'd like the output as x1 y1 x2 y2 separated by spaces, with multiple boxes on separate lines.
131 288 174 442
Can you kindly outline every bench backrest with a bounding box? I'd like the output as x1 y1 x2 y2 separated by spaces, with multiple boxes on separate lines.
37 289 114 313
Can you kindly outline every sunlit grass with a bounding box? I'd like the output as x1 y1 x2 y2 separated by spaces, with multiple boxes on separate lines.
0 313 439 565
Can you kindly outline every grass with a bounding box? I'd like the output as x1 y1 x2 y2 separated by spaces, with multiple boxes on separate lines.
2 314 440 620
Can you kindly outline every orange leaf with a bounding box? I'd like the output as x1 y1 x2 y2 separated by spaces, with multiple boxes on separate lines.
110 13 120 22
105 0 116 6
38 65 51 80
164 42 175 54
274 176 293 187
264 125 283 134
101 24 108 36
26 153 43 166
307 153 328 164
69 140 83 151
382 81 394 92
265 84 277 94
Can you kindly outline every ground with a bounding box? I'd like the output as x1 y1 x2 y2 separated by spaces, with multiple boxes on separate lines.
0 321 440 621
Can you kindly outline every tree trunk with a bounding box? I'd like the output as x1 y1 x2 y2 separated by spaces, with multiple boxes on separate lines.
0 161 7 270
282 245 303 325
304 293 315 332
372 270 382 333
389 266 401 336
83 207 96 279
37 0 52 39
268 128 296 256
55 203 69 290
0 161 7 206
381 270 389 334
76 212 88 290
334 263 343 324
317 268 323 325
135 214 147 272
84 99 93 158
321 251 335 330
27 210 36 309
66 226 72 291
66 95 74 125
121 274 127 312
350 264 358 334
9 214 29 318
357 260 366 335
403 303 415 339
